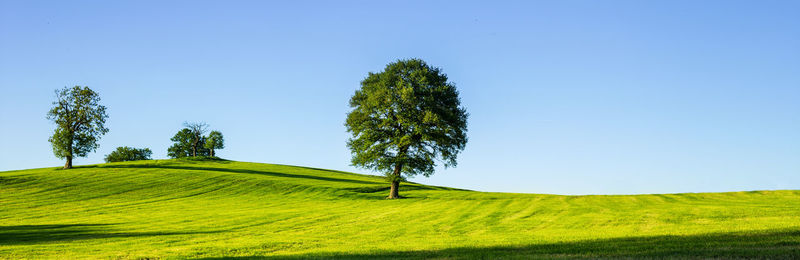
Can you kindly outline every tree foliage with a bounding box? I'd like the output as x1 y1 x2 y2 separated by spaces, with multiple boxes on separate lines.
104 146 152 162
47 86 109 169
204 131 224 157
345 59 468 198
168 128 210 158
168 124 224 159
184 122 208 157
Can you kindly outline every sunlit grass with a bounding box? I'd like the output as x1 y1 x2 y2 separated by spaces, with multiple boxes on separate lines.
1 159 798 259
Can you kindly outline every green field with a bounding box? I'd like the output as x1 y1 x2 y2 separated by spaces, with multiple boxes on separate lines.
1 159 799 259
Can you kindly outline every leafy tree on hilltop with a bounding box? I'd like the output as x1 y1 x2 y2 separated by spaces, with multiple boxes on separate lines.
345 59 468 199
168 123 221 159
204 131 224 157
47 86 109 169
184 122 208 157
168 128 210 158
105 146 152 162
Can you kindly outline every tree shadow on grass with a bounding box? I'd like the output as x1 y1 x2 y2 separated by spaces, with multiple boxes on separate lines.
342 184 455 195
199 229 800 259
280 165 471 192
0 224 220 245
101 164 382 185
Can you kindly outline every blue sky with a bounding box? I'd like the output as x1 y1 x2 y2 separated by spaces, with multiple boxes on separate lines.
1 0 798 195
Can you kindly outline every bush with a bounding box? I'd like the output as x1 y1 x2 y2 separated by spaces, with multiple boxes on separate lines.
104 146 152 163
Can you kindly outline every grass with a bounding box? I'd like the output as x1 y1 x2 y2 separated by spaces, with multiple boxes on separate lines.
1 159 799 259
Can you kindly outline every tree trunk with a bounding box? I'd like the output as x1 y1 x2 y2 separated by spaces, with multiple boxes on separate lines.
387 163 402 199
210 148 215 157
387 146 408 199
64 156 72 169
388 180 400 199
192 146 197 157
64 137 73 169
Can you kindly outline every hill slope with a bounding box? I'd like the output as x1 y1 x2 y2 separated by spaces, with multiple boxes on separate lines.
1 159 799 259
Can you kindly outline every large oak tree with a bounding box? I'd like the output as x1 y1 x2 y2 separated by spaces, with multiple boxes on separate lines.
345 59 468 199
47 86 109 169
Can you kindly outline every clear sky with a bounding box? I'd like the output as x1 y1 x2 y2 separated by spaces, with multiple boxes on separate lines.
1 0 798 195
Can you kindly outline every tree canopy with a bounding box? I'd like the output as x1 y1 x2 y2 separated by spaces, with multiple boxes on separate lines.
345 59 468 199
204 131 224 157
184 122 209 157
105 146 152 162
168 128 210 158
47 86 109 169
168 124 224 159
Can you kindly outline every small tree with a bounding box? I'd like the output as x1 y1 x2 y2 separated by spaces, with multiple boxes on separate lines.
105 146 152 162
204 131 224 157
184 122 208 157
345 59 468 199
168 128 210 158
47 86 109 169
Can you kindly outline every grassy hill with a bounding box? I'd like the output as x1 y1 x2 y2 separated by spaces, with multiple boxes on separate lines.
1 159 799 259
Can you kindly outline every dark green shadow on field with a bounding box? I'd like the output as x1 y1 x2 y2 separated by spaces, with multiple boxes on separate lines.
176 156 231 162
0 224 220 245
343 184 448 194
273 164 470 192
199 229 800 259
101 164 382 185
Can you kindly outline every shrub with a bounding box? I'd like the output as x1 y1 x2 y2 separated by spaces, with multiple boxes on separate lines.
104 146 152 163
